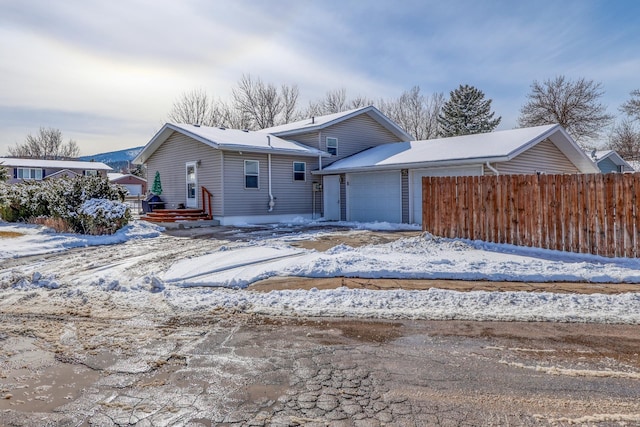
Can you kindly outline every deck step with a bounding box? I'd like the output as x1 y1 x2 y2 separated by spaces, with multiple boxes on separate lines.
141 208 213 224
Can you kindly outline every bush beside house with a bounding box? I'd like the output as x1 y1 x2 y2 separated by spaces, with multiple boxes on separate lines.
0 176 131 235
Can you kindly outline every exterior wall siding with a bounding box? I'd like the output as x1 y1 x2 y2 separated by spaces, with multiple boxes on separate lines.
221 152 320 217
488 139 581 175
340 174 346 221
597 157 619 173
145 131 223 214
7 167 108 184
319 114 406 168
401 169 409 223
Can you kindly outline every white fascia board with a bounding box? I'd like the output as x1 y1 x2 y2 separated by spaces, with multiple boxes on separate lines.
219 145 330 158
311 156 507 175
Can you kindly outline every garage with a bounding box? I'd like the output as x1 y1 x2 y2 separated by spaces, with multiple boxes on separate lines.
411 165 483 224
122 184 143 196
347 171 401 223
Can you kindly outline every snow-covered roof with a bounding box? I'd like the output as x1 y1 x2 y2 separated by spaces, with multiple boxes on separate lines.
108 172 147 182
260 106 413 141
134 123 330 164
317 124 600 174
590 150 634 171
44 169 80 179
0 157 112 170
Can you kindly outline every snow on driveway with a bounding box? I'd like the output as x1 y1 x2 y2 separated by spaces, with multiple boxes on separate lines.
2 220 640 323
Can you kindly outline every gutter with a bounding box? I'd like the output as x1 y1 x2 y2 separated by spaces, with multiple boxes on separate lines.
311 156 510 175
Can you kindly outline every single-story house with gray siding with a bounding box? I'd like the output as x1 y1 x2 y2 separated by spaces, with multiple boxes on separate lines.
0 158 112 183
590 150 634 173
134 106 599 226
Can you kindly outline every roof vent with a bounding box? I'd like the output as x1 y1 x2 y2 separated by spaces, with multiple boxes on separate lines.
311 116 315 124
242 129 249 132
193 124 200 127
219 126 226 130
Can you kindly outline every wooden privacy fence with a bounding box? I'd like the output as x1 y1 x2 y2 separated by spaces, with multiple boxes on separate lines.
422 173 640 258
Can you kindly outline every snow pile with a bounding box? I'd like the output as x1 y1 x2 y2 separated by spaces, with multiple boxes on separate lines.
163 234 640 287
162 287 640 324
0 221 162 260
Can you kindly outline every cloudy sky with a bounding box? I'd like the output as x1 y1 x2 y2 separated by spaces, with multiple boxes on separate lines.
1 0 639 156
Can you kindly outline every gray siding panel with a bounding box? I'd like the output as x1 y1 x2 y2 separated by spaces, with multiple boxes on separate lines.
340 174 346 221
146 131 223 214
401 169 409 223
320 114 406 167
597 157 619 173
222 152 319 216
489 139 580 175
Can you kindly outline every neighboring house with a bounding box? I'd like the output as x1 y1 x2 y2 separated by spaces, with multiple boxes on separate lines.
134 106 411 225
108 173 147 196
134 106 598 226
589 150 634 173
0 158 112 184
314 124 600 224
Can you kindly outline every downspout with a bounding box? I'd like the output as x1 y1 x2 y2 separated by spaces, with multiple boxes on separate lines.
485 161 499 176
267 136 275 211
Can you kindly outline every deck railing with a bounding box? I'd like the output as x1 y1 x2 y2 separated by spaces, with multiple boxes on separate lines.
201 186 213 219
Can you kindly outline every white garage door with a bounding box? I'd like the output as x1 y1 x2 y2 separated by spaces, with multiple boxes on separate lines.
412 165 483 224
347 171 401 223
122 184 143 196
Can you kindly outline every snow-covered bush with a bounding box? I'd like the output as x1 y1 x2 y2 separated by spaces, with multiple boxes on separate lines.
0 176 130 234
76 198 131 235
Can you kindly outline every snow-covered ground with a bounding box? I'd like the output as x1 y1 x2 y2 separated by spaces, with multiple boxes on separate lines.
1 220 640 323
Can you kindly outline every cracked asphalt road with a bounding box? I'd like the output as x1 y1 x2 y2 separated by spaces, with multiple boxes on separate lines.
1 311 639 426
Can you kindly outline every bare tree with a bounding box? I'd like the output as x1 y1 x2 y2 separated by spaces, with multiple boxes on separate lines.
518 76 614 144
8 127 80 159
621 89 640 122
232 74 301 129
167 88 219 126
280 84 302 124
306 88 374 116
379 86 444 140
607 119 640 161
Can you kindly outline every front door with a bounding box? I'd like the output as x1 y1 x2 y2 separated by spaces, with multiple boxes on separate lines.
323 175 341 220
186 162 197 208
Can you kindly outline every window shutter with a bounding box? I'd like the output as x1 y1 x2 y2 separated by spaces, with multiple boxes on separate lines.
13 168 17 179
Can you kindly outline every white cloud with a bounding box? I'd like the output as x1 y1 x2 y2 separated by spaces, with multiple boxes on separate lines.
0 0 638 155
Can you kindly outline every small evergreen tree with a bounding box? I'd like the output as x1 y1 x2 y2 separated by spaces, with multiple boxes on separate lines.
0 164 7 182
151 171 163 195
437 84 501 137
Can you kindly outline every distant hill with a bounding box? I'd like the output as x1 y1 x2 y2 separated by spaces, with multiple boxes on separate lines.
80 146 144 172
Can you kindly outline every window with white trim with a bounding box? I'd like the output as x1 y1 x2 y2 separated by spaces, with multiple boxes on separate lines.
326 137 338 155
17 168 43 180
293 161 306 181
85 169 98 176
244 160 259 189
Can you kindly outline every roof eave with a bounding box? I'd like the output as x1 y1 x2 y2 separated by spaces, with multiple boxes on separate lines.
312 156 508 175
218 145 330 158
270 106 413 141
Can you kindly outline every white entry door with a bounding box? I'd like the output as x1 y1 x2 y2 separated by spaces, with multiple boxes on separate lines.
323 175 341 220
186 162 197 208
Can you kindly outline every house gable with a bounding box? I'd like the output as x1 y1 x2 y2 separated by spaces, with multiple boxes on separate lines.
491 138 580 175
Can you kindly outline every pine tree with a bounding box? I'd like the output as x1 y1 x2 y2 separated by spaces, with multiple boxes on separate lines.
437 84 501 137
151 171 163 195
0 164 7 182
